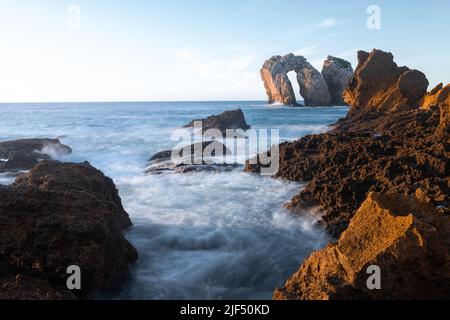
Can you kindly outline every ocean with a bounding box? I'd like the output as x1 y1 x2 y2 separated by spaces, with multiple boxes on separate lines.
0 101 348 299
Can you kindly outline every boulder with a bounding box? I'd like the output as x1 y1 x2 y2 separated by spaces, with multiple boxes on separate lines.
261 54 331 106
183 109 250 135
322 56 354 105
0 161 138 298
344 49 429 116
274 192 450 300
0 139 72 173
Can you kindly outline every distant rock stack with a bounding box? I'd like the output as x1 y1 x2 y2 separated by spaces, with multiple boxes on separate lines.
322 56 354 106
260 53 353 107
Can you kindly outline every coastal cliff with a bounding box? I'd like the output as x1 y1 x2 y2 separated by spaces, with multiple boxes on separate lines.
248 49 450 299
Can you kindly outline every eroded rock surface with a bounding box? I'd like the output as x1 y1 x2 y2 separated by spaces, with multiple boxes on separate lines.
0 139 72 173
322 56 354 105
0 161 138 299
146 141 237 174
261 54 333 106
274 192 450 300
420 83 450 137
344 49 429 116
246 106 448 236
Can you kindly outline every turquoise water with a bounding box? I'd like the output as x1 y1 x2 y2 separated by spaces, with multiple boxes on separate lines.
0 101 348 299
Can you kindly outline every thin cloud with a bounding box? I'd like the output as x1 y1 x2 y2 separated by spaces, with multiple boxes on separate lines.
286 17 350 39
293 46 320 56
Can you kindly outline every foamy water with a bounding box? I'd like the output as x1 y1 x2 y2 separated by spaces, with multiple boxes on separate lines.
0 101 348 299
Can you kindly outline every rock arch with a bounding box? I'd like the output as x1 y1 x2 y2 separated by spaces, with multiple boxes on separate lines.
261 53 353 107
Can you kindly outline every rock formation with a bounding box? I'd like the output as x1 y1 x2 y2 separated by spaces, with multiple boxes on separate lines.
274 192 450 300
183 109 250 135
261 53 353 107
0 139 72 173
322 56 354 105
247 48 449 300
146 141 237 174
420 83 450 137
344 49 429 116
0 160 138 299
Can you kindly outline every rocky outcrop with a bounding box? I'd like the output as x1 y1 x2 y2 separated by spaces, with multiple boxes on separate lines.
296 65 332 107
420 83 450 137
261 54 353 107
344 49 429 116
183 109 250 135
322 56 354 105
246 106 448 237
261 54 330 106
274 192 450 300
0 139 72 173
0 161 138 299
146 141 237 174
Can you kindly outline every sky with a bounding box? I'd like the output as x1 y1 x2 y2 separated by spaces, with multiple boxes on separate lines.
0 0 449 102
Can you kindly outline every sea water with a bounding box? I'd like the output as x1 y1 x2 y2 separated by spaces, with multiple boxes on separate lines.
0 101 348 299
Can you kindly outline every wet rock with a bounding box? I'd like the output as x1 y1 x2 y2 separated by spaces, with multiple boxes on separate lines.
344 49 429 116
146 141 236 174
274 192 450 300
0 161 138 299
183 109 250 135
322 56 354 105
246 107 449 237
0 139 72 173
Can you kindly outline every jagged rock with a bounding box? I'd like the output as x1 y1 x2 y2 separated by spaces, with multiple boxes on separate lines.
322 56 354 105
0 139 72 173
274 192 450 300
261 54 331 106
183 109 250 135
146 141 235 174
246 106 449 237
344 49 429 116
420 83 450 137
0 161 138 298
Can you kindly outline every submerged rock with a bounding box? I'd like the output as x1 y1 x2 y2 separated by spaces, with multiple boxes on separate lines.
0 161 138 299
183 109 250 135
0 139 72 173
322 56 354 105
344 49 429 116
274 192 450 300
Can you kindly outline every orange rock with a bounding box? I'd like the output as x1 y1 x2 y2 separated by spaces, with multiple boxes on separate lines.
274 192 450 300
344 49 429 117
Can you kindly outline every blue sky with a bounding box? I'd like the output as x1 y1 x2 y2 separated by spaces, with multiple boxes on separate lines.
0 0 449 102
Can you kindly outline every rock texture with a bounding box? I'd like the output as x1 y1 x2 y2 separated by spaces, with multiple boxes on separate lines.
344 49 429 116
274 192 450 300
322 56 354 105
420 83 450 137
261 54 334 106
0 139 72 173
247 106 448 237
146 141 237 174
0 161 138 299
183 109 250 135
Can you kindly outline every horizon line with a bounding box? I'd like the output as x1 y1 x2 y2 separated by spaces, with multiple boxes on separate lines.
0 99 276 104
